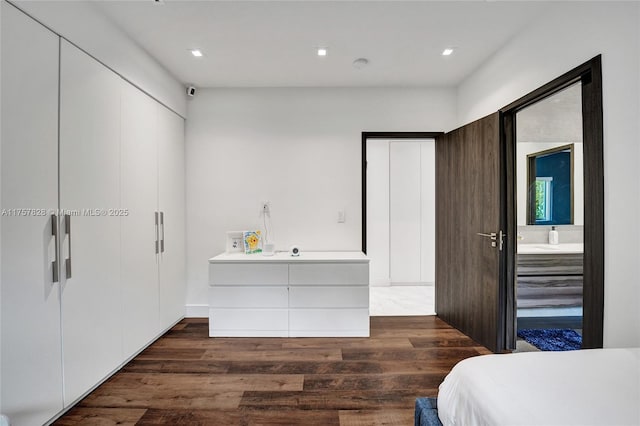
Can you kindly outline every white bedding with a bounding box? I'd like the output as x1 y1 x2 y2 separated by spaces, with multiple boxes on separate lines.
438 348 640 426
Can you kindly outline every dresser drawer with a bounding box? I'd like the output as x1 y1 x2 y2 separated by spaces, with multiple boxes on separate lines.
289 286 368 308
289 308 369 332
208 308 288 331
209 286 288 308
289 263 369 285
209 263 288 286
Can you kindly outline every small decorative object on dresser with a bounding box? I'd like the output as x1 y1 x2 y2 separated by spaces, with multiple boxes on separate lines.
262 242 275 256
226 231 244 254
243 230 262 254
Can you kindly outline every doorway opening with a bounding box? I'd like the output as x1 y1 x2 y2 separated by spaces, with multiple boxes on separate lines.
514 82 584 351
362 132 442 316
502 55 604 350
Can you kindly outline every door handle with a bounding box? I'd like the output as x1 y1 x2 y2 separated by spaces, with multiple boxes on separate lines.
476 231 506 250
160 211 165 253
477 232 497 247
64 214 72 278
477 232 497 239
51 214 59 283
155 211 160 254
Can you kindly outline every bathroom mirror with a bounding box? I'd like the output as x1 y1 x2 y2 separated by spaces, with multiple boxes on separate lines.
526 144 574 225
516 83 584 226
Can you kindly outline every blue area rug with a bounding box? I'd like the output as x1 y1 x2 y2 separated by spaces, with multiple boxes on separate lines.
517 328 582 351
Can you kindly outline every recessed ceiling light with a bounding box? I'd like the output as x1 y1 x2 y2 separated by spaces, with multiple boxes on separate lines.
317 48 328 57
442 48 454 56
191 49 203 57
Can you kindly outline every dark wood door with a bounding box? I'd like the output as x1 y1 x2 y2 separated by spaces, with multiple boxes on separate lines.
435 112 506 353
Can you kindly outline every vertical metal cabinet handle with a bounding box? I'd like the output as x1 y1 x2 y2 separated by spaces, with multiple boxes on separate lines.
155 212 160 254
65 214 72 278
51 214 59 283
160 211 165 253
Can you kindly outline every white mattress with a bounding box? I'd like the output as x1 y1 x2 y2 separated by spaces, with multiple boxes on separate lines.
438 348 640 426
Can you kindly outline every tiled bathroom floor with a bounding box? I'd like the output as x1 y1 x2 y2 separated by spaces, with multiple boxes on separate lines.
370 285 436 316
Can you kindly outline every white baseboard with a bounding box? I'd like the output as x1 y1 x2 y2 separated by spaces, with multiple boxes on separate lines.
186 304 209 318
389 281 434 287
370 279 391 287
369 280 435 287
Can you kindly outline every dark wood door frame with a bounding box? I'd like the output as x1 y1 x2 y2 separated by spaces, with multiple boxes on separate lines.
361 132 443 253
501 55 604 349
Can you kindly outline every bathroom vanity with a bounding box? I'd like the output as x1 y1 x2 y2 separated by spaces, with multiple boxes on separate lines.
516 243 584 309
208 251 370 337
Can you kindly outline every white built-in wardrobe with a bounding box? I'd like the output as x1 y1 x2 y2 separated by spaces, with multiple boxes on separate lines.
366 139 435 286
0 4 186 425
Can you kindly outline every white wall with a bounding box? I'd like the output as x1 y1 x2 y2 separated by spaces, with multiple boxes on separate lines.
10 0 186 117
186 88 455 312
457 2 640 347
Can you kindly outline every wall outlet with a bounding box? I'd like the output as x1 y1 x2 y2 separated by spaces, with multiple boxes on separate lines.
337 209 345 223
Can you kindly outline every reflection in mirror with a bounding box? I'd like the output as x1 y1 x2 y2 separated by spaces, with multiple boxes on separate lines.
526 144 574 225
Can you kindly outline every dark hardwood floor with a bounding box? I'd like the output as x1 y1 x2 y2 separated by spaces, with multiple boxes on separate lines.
55 316 490 425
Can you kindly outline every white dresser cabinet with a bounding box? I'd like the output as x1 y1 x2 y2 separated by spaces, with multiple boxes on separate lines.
209 252 370 337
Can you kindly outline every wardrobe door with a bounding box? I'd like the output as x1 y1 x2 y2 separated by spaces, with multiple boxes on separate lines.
365 141 390 285
389 142 422 283
420 141 436 284
120 82 161 359
0 4 63 424
59 40 123 405
157 105 186 329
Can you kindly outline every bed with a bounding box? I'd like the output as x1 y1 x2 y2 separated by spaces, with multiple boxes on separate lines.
434 348 640 426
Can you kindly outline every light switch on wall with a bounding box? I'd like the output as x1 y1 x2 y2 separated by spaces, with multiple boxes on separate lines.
338 210 346 223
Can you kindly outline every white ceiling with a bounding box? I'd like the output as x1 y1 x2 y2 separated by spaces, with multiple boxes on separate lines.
84 0 548 88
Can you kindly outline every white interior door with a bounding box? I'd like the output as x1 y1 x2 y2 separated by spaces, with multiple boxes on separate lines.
59 40 123 405
389 142 422 283
120 81 161 359
0 5 63 424
157 105 186 329
420 141 436 284
366 141 390 285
